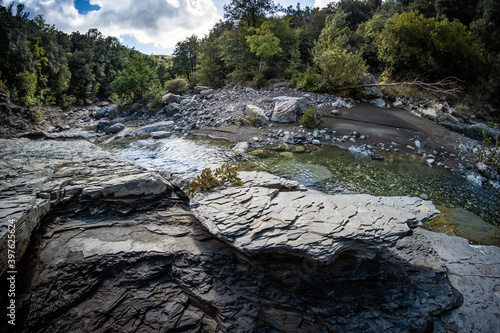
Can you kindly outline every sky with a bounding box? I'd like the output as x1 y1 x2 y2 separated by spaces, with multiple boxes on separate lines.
14 0 335 55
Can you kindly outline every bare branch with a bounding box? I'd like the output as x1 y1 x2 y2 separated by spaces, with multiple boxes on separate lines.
331 77 464 96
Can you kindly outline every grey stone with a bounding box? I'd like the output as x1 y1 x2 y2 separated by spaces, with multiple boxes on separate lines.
272 96 310 113
233 142 250 153
420 107 439 120
184 100 199 109
162 93 180 105
96 121 111 132
151 131 172 139
104 123 124 134
131 121 174 136
0 138 173 277
370 98 386 108
194 85 210 94
362 73 383 97
272 100 298 123
191 171 439 263
2 140 500 333
245 104 269 122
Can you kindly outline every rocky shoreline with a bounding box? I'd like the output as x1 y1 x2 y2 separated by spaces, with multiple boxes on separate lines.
1 87 500 332
0 137 499 332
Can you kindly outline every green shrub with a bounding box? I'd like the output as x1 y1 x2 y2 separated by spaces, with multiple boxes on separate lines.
377 11 483 81
186 164 242 196
164 78 189 95
32 108 43 124
477 128 500 172
315 47 368 88
296 67 328 93
300 106 323 128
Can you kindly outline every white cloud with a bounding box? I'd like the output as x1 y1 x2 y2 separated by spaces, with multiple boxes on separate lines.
18 0 219 51
314 0 337 9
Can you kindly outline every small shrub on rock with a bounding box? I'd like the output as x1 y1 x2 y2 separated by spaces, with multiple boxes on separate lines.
164 78 189 95
186 164 242 196
300 106 323 129
32 108 43 124
477 128 500 172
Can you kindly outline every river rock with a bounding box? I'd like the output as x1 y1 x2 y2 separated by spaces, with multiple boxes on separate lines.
272 99 298 123
245 104 269 122
104 122 124 134
150 131 172 139
0 138 173 277
420 107 439 120
184 100 199 109
370 98 386 108
194 85 210 94
362 73 383 97
191 171 439 262
162 92 180 105
233 141 250 153
272 96 310 114
131 121 174 136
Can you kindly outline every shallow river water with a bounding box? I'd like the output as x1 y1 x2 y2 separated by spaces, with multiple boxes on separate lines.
110 136 500 246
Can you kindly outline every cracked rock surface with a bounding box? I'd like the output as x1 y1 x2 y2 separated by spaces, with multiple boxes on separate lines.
0 138 499 332
191 171 439 262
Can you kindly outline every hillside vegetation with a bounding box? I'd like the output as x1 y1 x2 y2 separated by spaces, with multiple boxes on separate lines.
1 0 499 116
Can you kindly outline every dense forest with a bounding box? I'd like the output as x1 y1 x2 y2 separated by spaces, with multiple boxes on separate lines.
1 0 499 113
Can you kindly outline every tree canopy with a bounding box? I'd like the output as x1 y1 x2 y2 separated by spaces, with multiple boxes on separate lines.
1 0 500 109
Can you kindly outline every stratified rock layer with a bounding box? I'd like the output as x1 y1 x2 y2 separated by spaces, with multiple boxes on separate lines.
191 171 439 262
0 139 499 333
0 138 171 277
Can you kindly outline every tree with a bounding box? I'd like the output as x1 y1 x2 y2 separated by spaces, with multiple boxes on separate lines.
112 53 158 102
312 10 368 88
377 11 484 81
246 21 282 73
172 35 200 80
198 23 229 88
224 0 280 28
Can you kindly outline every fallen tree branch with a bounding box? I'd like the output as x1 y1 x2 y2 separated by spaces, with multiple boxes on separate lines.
333 77 465 96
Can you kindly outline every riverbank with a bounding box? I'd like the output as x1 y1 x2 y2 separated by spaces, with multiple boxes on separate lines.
1 137 499 332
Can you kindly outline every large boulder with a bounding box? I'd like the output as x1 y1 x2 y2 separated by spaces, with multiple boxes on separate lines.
162 93 180 105
194 85 210 94
104 123 124 134
272 99 299 123
131 121 174 136
164 103 181 117
0 138 173 277
272 96 310 114
362 73 383 97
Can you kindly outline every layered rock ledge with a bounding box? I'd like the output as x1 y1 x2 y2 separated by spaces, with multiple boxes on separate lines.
0 138 499 332
0 138 172 277
191 171 439 262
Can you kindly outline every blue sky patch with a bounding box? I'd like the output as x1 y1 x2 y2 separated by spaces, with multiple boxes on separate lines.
74 0 101 15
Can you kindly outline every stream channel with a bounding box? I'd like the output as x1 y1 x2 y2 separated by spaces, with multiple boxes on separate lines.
107 136 500 246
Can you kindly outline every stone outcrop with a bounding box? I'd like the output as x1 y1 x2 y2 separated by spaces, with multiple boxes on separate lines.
0 138 172 277
191 171 439 262
1 139 499 333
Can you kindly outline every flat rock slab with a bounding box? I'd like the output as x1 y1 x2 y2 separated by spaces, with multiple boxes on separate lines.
191 171 439 262
0 138 172 276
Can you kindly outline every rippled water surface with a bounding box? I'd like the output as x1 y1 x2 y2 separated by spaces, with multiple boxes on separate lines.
111 136 500 245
